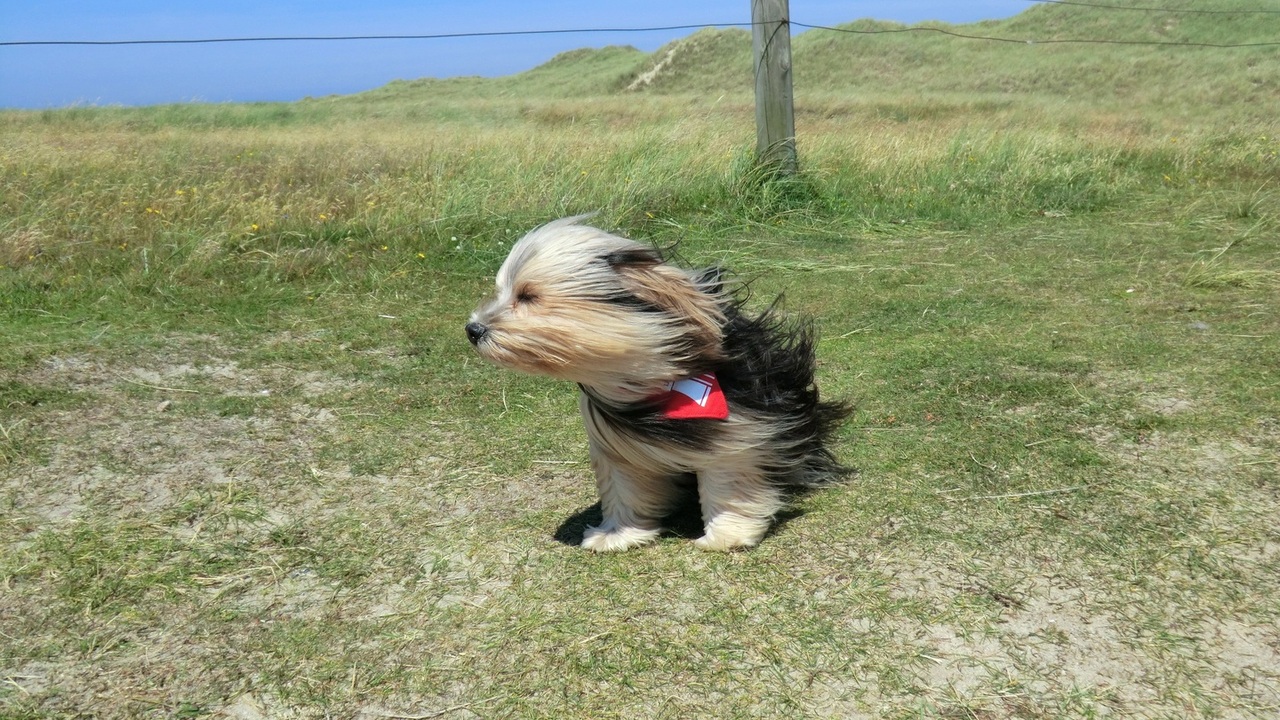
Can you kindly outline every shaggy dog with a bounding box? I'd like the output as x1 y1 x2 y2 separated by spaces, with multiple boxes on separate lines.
466 215 850 551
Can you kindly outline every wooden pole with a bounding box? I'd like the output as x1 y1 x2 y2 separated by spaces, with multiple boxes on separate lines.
752 0 797 175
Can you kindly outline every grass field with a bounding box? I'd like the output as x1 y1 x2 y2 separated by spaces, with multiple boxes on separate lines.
3 2 1280 718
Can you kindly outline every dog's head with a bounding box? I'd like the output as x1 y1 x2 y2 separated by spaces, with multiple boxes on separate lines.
466 215 726 388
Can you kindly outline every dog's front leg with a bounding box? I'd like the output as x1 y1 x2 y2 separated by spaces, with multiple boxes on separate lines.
580 442 667 552
693 466 784 551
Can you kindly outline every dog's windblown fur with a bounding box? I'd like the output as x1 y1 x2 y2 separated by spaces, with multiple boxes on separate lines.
466 215 850 551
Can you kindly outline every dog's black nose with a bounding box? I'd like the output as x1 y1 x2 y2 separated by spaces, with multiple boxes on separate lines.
465 321 489 345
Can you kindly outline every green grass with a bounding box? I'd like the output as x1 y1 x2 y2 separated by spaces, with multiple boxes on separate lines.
2 1 1280 716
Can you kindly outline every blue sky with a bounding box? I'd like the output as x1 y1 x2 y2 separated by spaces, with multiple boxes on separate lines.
1 1 1034 109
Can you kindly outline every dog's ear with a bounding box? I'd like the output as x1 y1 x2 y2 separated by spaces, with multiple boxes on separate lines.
601 247 663 269
604 249 725 354
693 266 726 296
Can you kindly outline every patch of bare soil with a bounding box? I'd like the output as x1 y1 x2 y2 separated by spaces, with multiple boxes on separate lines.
851 419 1280 717
2 340 582 718
2 345 348 716
10 351 337 525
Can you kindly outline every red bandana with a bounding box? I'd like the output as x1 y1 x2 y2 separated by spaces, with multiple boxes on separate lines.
657 372 729 420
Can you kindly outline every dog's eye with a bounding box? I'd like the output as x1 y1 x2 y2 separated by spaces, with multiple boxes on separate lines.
515 289 538 304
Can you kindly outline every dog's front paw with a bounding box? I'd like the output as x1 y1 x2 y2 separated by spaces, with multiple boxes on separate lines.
693 515 770 552
692 532 760 552
581 524 661 552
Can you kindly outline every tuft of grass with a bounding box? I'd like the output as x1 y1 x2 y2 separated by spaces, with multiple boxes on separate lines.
1186 264 1280 289
1184 234 1280 290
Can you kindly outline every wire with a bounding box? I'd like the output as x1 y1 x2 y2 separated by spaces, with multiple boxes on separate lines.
791 21 1280 48
1022 0 1280 14
0 23 753 47
4 16 1278 49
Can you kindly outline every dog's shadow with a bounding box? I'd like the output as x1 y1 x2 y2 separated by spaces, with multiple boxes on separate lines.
553 502 706 546
552 485 807 547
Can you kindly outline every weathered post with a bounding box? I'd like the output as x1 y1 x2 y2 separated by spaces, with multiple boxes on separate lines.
752 0 797 175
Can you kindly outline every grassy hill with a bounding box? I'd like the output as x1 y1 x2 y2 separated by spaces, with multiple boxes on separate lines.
786 4 1280 121
347 0 1279 123
361 44 648 101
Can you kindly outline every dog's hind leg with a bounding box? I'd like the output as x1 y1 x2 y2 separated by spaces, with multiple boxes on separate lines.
693 466 784 551
580 445 671 552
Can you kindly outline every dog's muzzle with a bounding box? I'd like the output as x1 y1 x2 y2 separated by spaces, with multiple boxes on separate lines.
465 321 489 346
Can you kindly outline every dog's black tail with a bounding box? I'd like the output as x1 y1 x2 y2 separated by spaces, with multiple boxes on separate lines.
795 397 857 486
714 296 855 486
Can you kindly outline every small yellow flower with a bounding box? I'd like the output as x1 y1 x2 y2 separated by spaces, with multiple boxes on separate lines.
380 245 388 251
319 213 328 221
175 189 185 196
250 224 260 232
416 253 426 259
